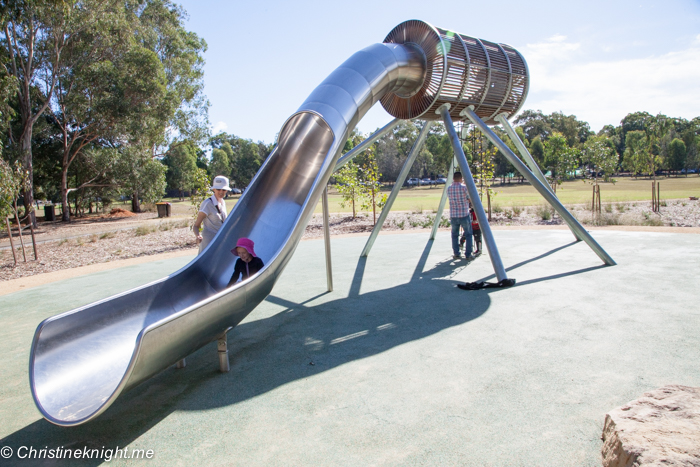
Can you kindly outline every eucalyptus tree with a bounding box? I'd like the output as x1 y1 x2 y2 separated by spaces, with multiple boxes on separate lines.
0 0 110 221
50 0 167 220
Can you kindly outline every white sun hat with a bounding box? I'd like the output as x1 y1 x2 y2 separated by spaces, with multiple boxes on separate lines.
211 175 232 191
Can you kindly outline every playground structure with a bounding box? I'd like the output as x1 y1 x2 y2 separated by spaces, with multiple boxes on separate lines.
28 20 615 427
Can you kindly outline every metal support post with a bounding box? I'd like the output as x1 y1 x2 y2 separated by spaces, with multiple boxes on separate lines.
463 106 616 266
437 104 508 282
495 113 583 242
322 186 333 292
175 358 186 369
335 118 401 171
217 327 232 373
430 158 455 240
495 113 551 191
360 121 433 257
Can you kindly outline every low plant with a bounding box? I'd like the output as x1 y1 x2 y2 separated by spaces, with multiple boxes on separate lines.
100 231 116 240
492 204 503 214
135 225 155 236
420 215 434 228
616 203 626 212
413 205 423 214
504 210 513 220
89 235 98 243
439 216 450 228
58 238 68 246
396 220 405 230
535 204 553 221
642 217 664 227
604 204 613 213
511 205 523 217
591 213 621 226
408 217 420 228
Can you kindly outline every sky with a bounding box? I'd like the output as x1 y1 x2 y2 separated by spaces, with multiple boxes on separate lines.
174 0 700 144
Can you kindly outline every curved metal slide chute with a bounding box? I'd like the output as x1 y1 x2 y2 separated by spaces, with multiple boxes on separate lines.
29 29 428 426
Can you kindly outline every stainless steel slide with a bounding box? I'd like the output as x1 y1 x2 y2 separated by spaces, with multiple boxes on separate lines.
29 25 429 427
29 20 535 426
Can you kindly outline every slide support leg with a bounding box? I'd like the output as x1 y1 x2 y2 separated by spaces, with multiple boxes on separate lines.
438 104 508 282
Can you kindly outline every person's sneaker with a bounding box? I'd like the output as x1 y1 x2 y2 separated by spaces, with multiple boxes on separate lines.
453 254 461 260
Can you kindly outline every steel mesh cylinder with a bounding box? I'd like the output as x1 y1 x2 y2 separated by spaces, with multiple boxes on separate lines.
380 20 529 125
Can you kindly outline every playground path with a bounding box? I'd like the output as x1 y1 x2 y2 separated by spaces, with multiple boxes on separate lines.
1 230 698 466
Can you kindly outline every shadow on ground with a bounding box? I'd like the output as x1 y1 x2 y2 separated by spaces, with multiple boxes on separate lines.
1 238 591 466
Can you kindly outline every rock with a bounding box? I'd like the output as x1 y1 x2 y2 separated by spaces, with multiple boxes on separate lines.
602 385 700 467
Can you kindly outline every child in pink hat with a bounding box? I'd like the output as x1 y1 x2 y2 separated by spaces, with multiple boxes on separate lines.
227 237 264 286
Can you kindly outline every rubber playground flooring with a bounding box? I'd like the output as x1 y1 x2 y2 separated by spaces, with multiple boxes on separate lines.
0 230 698 466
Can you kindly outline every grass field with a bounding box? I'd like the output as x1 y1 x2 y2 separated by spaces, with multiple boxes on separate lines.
160 175 700 216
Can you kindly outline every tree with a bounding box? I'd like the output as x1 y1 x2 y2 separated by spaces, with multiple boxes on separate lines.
335 161 362 218
51 4 168 220
529 136 545 168
1 0 99 222
210 134 268 188
0 158 35 262
188 166 209 219
666 138 686 174
583 136 618 182
622 131 648 177
115 145 166 212
582 136 617 213
209 147 230 179
358 152 386 225
163 140 197 198
544 132 578 190
514 109 552 143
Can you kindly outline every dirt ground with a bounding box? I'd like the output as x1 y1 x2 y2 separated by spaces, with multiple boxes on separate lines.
1 199 699 285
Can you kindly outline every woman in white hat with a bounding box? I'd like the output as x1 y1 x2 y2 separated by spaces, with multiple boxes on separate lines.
193 175 232 254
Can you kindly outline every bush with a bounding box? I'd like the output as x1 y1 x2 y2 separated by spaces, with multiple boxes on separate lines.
535 204 553 221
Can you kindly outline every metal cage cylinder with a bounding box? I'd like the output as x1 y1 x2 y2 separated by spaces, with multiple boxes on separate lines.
380 20 529 125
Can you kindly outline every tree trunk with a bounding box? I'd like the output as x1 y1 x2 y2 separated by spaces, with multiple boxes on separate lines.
61 166 71 222
132 192 141 213
20 127 37 227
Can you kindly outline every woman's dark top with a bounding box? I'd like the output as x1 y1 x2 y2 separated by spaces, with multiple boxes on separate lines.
228 257 264 286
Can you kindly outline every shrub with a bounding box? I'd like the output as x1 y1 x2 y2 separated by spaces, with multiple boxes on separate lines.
536 204 553 221
512 205 523 216
604 204 613 213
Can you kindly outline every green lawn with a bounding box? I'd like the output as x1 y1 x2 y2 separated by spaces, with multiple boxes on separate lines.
160 175 700 216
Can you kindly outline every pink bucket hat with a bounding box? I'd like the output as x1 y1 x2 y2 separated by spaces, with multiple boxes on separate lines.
231 237 256 257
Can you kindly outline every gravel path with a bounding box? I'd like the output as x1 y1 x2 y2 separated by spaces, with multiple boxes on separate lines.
1 199 699 282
